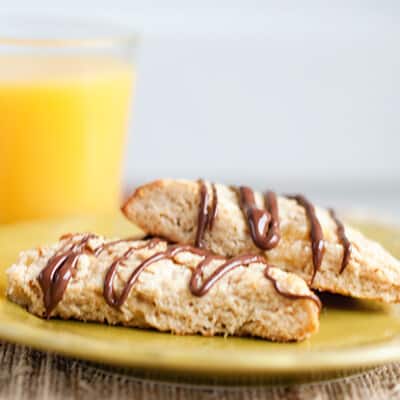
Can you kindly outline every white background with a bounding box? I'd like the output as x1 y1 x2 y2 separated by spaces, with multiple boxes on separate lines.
1 0 399 216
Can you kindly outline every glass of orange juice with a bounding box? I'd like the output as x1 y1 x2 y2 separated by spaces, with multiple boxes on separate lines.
0 19 136 223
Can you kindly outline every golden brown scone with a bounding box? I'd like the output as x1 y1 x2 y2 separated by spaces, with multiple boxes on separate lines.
122 179 400 303
7 234 320 342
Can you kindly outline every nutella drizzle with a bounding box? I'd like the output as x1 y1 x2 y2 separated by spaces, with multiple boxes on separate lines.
264 268 321 309
94 238 140 256
37 183 352 316
191 254 263 296
102 242 320 310
38 234 95 317
103 238 162 307
39 235 321 316
239 187 280 250
286 194 325 285
198 182 349 285
209 183 218 230
328 209 352 273
263 191 281 249
195 180 218 248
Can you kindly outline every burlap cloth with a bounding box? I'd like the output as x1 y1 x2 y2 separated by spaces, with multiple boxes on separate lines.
2 341 400 399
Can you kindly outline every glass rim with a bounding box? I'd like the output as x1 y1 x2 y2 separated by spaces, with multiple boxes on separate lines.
0 16 138 48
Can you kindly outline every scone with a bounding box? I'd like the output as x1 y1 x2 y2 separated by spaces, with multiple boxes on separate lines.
122 179 400 303
7 234 320 342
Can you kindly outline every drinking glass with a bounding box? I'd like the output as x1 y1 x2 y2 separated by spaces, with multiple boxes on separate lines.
0 18 137 223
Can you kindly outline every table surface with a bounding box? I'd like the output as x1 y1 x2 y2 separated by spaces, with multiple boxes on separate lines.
2 341 400 400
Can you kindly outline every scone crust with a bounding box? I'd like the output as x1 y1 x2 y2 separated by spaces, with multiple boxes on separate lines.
122 179 400 303
7 234 320 342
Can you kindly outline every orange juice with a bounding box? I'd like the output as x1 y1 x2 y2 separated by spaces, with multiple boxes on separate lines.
0 56 134 223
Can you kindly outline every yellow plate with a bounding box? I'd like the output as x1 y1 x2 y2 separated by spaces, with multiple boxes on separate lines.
0 214 399 381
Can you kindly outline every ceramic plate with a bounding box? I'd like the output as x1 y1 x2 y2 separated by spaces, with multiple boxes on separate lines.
0 214 399 380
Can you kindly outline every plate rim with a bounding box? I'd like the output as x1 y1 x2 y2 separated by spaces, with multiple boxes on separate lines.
1 307 400 376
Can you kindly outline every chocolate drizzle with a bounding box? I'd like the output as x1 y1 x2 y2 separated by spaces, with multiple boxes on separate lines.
239 187 280 250
39 235 321 316
103 238 162 307
264 268 321 309
329 209 352 273
190 254 264 297
102 242 321 310
209 183 218 230
263 191 281 249
37 183 353 316
195 180 218 248
94 238 140 256
196 182 350 284
38 234 95 317
286 195 325 285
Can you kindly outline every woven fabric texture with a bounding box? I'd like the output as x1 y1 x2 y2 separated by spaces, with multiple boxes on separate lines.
1 341 400 399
